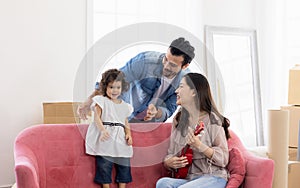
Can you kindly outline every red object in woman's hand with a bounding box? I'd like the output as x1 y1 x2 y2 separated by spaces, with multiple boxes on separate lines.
172 121 205 179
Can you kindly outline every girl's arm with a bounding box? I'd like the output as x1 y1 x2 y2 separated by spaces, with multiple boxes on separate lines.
124 118 132 145
94 104 109 141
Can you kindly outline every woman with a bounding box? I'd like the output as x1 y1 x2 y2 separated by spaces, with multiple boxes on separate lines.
156 73 230 188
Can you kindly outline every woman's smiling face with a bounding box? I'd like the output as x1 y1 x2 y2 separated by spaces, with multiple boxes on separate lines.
175 77 195 107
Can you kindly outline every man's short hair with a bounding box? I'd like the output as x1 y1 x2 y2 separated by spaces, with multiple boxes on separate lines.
169 37 195 66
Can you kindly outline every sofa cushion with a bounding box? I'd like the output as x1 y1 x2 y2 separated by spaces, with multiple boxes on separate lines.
226 147 246 188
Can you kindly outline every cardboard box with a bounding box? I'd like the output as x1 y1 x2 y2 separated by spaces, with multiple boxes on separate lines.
288 161 300 188
43 102 81 124
281 106 300 147
288 65 300 105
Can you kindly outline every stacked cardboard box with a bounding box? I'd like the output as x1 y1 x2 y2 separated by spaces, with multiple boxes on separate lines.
281 106 300 148
286 65 300 188
43 102 81 124
288 65 300 105
288 161 300 188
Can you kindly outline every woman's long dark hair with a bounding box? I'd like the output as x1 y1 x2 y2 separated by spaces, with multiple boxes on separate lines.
175 73 230 139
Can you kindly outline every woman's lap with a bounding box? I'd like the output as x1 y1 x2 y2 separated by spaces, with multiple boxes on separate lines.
156 175 227 188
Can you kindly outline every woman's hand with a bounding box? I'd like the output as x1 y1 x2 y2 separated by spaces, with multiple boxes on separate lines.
186 127 201 149
164 156 189 169
187 127 214 158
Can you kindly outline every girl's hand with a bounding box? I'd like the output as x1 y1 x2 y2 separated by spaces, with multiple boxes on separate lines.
164 156 189 169
125 134 132 145
99 129 110 141
186 127 201 149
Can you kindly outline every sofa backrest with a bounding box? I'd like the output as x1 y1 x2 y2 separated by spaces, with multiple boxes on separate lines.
14 123 172 188
15 124 99 188
227 130 274 188
15 123 274 188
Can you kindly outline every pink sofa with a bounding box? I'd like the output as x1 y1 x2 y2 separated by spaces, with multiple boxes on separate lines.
14 123 274 188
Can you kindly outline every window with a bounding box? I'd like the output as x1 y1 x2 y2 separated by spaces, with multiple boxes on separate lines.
86 0 203 96
286 0 300 68
205 26 263 147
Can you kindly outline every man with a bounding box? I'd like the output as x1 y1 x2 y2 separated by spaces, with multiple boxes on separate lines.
78 37 195 122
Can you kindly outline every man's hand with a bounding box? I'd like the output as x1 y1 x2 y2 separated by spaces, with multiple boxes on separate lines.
77 102 91 120
144 104 158 121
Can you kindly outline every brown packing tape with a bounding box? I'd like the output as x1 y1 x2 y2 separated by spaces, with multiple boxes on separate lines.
289 147 298 161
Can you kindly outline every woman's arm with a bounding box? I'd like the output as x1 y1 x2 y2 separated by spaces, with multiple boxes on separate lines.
163 123 189 170
186 127 214 159
208 126 229 167
187 125 228 167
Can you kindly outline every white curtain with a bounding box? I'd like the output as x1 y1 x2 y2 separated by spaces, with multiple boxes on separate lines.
257 0 300 144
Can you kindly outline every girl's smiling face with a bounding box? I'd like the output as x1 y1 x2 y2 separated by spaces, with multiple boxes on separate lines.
106 81 122 101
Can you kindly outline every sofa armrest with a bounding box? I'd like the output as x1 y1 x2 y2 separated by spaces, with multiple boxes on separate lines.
242 151 274 188
14 144 40 188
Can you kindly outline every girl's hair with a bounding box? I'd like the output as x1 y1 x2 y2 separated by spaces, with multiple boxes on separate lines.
174 73 230 139
95 69 129 97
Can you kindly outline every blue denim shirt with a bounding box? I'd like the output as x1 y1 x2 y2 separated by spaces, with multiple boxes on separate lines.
119 51 187 122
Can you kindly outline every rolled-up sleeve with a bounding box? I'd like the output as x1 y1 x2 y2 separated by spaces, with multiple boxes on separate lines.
199 125 229 167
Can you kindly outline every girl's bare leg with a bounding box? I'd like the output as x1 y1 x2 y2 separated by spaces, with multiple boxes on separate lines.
118 183 126 188
102 184 110 188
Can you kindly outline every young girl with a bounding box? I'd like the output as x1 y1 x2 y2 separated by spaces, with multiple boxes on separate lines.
85 69 133 188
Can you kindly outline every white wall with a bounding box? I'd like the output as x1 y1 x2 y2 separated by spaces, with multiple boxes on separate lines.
202 0 256 28
0 0 86 186
0 0 258 186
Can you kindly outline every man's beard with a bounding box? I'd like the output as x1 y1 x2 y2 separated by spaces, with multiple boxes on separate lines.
163 68 175 78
